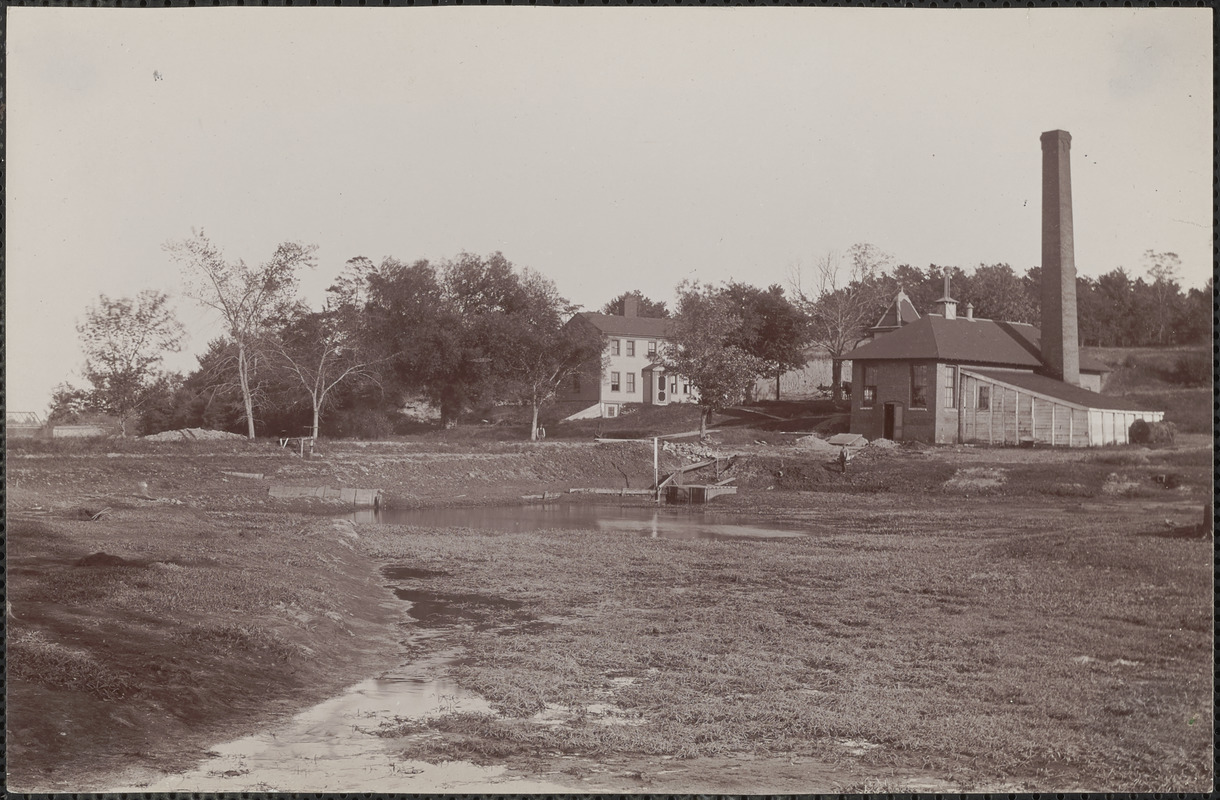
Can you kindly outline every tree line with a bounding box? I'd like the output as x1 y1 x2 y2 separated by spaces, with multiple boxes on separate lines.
51 234 1208 439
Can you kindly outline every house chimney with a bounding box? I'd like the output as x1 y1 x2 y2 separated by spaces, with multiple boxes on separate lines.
1040 129 1081 385
935 271 957 320
964 302 974 320
622 295 640 317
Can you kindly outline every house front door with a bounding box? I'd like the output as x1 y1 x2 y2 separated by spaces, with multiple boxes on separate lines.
883 402 903 440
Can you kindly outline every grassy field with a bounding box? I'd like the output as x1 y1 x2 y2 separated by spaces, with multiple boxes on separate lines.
358 495 1212 792
4 415 1213 792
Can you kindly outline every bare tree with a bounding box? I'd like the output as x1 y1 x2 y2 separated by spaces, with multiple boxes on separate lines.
264 308 383 440
166 231 317 439
790 243 891 403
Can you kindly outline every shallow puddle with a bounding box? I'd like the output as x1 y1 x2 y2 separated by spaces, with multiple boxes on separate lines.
107 617 570 792
355 503 808 540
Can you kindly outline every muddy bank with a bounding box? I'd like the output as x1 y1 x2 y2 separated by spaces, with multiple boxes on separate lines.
4 510 402 792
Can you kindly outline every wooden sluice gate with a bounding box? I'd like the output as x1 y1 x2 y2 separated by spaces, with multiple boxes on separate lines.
663 483 738 504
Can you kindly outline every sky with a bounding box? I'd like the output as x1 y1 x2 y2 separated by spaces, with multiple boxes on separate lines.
6 7 1213 415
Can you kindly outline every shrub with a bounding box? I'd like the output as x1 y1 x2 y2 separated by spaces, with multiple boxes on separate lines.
1129 418 1177 446
328 407 395 439
1168 352 1211 387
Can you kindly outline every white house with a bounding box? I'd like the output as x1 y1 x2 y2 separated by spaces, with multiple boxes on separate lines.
561 297 697 419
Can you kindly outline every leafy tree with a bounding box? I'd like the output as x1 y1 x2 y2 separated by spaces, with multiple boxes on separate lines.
721 282 808 401
492 270 605 440
657 282 765 438
166 231 317 439
1174 279 1213 344
1142 250 1184 345
602 290 669 318
364 257 472 426
365 252 545 428
960 263 1035 322
71 290 186 435
885 264 941 314
791 244 891 402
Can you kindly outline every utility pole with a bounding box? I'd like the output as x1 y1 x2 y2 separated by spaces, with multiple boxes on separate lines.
653 437 660 502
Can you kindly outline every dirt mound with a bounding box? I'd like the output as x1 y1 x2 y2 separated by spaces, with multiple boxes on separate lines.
794 435 838 454
76 552 142 568
143 428 247 442
869 438 899 449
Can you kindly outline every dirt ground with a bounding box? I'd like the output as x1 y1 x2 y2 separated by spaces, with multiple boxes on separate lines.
4 434 1213 792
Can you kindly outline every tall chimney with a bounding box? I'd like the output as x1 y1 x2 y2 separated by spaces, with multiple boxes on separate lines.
1040 130 1080 385
622 295 640 317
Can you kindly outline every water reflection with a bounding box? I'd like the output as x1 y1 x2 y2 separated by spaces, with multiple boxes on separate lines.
353 503 806 541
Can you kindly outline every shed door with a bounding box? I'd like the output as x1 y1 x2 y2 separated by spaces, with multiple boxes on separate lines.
883 402 903 440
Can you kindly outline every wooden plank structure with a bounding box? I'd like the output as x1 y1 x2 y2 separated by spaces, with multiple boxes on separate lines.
958 369 1163 447
268 485 382 507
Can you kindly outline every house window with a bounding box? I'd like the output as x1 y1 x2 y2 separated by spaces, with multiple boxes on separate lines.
610 372 621 392
943 368 956 409
647 340 657 355
611 339 621 356
605 404 619 418
862 365 877 408
626 372 635 393
669 377 678 394
626 340 635 357
682 382 689 394
977 385 990 410
910 364 929 409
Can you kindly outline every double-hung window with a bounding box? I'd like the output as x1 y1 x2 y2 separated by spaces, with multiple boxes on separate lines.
943 368 956 409
862 365 877 408
910 364 929 409
626 373 635 393
647 340 657 356
626 340 635 357
610 372 621 392
611 339 621 356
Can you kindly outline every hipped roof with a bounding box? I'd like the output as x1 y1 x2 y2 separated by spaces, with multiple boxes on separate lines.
965 368 1156 412
846 315 1108 373
576 312 673 338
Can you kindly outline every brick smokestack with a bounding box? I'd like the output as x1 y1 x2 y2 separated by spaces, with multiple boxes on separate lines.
1040 129 1080 385
622 295 640 317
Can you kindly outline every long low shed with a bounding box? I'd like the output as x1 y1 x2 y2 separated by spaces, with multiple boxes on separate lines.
958 368 1163 447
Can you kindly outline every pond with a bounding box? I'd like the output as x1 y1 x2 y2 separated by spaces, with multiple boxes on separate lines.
352 503 808 541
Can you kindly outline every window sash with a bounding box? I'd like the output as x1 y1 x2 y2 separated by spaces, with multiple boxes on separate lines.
626 373 635 393
862 366 877 408
910 365 929 408
610 372 621 392
626 341 635 357
611 339 620 356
